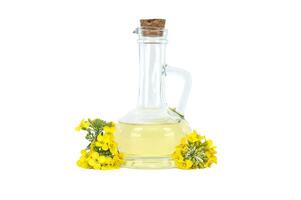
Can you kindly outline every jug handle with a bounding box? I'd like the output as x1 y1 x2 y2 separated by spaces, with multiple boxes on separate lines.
163 64 192 117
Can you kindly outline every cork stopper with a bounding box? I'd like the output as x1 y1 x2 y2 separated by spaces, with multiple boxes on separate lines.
140 19 166 36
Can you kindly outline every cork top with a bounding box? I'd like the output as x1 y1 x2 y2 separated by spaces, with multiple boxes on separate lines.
140 19 166 36
140 19 166 29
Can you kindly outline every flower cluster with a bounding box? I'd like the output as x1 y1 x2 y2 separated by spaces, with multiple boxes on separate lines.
172 130 217 169
75 118 124 170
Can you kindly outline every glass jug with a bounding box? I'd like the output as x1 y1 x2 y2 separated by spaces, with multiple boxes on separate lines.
115 19 192 168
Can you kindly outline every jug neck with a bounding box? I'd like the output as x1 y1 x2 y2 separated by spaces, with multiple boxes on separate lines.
135 29 168 109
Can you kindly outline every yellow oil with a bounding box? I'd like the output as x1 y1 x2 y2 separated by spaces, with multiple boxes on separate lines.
115 121 190 168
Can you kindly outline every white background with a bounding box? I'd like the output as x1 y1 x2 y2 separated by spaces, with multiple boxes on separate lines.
0 0 300 199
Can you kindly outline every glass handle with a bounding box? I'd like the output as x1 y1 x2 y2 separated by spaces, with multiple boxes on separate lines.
164 65 192 116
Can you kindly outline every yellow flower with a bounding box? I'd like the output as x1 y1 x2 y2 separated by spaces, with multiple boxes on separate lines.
98 155 106 163
91 152 99 159
90 141 95 150
96 134 112 151
210 156 217 164
172 151 183 161
205 156 217 168
77 159 90 169
176 159 193 169
87 152 99 167
93 163 101 170
112 153 124 167
100 157 118 170
75 119 124 170
172 130 217 169
206 139 213 148
104 126 116 134
95 141 102 147
94 156 121 170
187 130 203 143
77 149 91 169
174 155 184 163
87 152 117 170
109 143 118 154
97 134 104 142
185 160 193 168
105 157 113 164
205 151 212 158
117 152 124 160
102 144 109 151
75 119 90 131
103 134 112 143
175 144 184 151
80 149 87 156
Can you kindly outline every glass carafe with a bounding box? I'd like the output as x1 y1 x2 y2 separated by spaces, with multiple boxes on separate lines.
115 22 192 168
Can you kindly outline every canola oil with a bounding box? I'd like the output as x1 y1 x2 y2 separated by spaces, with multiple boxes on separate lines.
115 121 190 168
